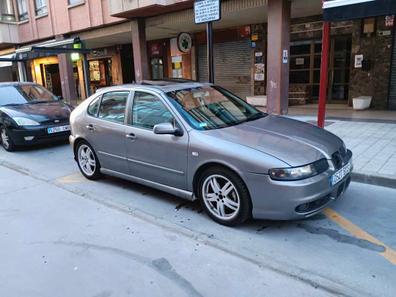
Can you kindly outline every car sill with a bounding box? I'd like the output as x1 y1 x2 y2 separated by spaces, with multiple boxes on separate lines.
100 168 196 201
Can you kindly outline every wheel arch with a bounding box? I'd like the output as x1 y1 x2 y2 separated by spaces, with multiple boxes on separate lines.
192 161 248 198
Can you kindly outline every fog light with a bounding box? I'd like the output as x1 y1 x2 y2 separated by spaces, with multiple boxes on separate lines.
24 136 34 141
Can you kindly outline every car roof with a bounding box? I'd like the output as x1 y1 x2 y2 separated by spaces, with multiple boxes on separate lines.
95 80 212 95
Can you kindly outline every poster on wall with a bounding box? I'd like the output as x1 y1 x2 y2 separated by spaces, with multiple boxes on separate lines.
89 61 101 81
254 63 265 81
355 54 364 68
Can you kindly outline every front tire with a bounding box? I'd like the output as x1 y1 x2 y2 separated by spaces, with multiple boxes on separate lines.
76 141 102 180
1 127 16 152
198 167 252 226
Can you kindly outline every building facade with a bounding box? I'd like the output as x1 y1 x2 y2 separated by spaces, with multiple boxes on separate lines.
0 0 395 111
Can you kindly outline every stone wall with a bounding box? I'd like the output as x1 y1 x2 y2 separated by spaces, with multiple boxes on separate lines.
349 17 394 109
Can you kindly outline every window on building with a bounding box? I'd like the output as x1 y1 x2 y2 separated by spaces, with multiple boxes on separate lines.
98 92 129 124
16 0 28 21
0 0 16 22
35 0 47 16
68 0 85 6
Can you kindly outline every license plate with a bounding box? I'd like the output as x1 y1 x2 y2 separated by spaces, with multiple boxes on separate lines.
331 162 352 186
47 125 70 134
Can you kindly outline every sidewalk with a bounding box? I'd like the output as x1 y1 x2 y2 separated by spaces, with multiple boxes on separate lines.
289 115 396 188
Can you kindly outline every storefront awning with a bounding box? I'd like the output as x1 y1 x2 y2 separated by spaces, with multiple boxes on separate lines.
14 38 90 60
323 0 396 21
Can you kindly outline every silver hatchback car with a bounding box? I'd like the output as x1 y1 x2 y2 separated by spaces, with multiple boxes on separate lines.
70 81 352 226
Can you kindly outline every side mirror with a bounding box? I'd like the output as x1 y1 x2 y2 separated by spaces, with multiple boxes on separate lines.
56 96 63 101
153 122 183 136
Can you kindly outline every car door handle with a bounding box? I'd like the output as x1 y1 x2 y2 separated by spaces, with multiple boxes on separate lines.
126 133 137 140
86 124 95 131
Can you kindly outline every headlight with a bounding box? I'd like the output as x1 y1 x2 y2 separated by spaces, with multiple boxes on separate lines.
269 159 329 181
13 117 40 126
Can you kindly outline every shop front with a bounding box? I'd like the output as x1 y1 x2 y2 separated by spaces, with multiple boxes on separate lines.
31 56 62 97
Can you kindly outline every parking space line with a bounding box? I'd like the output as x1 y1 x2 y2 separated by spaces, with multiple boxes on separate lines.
324 208 396 265
56 173 84 184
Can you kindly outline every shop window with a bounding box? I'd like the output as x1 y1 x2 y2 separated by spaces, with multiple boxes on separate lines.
35 0 47 16
98 91 129 124
16 0 28 21
0 0 16 21
131 92 174 130
290 71 310 84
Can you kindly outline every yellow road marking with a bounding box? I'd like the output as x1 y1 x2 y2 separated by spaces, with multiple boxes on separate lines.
324 208 396 265
57 173 85 184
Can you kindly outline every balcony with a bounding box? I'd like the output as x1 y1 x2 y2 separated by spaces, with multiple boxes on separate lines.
109 0 193 18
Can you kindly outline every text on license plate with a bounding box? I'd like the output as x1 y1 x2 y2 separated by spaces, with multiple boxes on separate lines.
331 162 352 186
47 125 70 134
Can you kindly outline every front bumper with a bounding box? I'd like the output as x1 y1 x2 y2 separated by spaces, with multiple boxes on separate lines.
8 125 70 146
244 161 353 220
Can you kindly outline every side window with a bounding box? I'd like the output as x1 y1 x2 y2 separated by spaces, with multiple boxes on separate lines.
132 91 174 130
98 91 129 124
87 96 101 117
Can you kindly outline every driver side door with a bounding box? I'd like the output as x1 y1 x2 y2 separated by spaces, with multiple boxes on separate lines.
125 91 189 190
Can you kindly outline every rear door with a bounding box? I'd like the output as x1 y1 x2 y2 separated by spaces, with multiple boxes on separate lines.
84 90 130 174
124 90 189 190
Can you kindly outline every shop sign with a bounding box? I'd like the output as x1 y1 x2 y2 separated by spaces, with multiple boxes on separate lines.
150 43 161 56
295 58 305 65
194 0 221 24
177 33 193 53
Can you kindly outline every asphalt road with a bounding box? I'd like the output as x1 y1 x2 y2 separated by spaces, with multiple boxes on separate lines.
0 142 395 297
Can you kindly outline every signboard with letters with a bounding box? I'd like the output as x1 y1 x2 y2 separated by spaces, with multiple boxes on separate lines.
194 0 221 24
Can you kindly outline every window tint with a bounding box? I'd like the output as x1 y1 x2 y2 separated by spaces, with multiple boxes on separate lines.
132 92 174 130
98 91 128 124
87 96 101 117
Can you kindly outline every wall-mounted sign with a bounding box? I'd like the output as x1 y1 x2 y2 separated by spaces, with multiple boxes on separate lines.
194 0 221 24
282 50 288 64
385 15 394 27
355 54 364 68
177 32 193 53
254 63 265 81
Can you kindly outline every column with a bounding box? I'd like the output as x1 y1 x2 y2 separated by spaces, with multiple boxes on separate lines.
58 53 78 105
131 18 149 83
266 0 291 115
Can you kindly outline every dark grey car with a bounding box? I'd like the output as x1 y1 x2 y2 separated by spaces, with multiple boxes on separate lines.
69 81 352 226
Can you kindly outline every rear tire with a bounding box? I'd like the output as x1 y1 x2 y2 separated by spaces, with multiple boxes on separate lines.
75 140 102 180
1 127 16 152
197 166 252 226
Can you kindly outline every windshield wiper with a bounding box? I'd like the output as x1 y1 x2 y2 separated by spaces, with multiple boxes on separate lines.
27 100 52 104
1 103 22 107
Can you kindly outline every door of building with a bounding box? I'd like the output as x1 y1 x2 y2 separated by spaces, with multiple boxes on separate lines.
328 36 352 102
388 29 396 110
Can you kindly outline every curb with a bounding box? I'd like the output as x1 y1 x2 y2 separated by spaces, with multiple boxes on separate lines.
352 172 396 189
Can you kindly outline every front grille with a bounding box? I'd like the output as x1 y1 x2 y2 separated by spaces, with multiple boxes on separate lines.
41 118 69 126
332 146 352 170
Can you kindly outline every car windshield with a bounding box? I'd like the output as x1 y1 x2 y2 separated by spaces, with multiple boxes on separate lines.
0 84 57 106
166 85 266 130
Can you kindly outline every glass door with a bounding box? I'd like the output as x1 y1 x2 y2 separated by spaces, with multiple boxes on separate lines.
328 36 352 102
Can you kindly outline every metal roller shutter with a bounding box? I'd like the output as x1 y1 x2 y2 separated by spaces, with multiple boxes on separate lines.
198 40 252 100
389 34 396 110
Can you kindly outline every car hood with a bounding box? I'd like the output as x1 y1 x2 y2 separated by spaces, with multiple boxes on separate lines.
203 115 343 166
0 101 72 123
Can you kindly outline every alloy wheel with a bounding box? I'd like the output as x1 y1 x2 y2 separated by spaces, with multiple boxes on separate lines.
202 174 241 221
1 128 10 150
78 144 96 176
